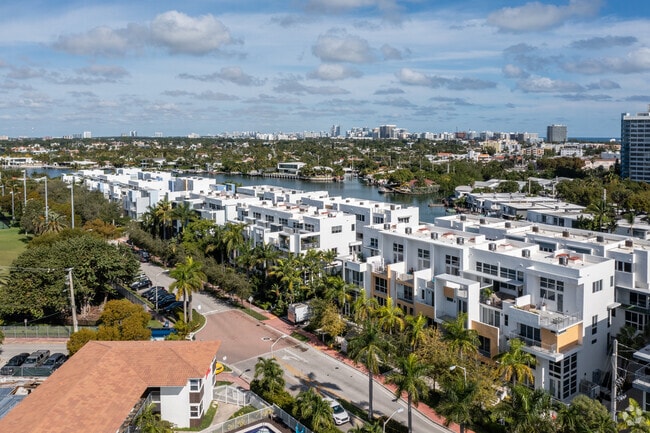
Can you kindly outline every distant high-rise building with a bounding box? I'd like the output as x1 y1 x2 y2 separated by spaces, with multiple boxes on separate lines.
379 124 396 139
330 124 341 137
547 124 567 143
621 105 650 182
82 131 92 139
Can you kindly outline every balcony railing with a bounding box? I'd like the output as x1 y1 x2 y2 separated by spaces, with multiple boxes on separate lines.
509 331 557 354
396 272 414 283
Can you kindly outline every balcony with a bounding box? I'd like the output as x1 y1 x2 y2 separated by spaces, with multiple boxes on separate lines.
507 304 582 332
509 331 562 361
396 272 414 284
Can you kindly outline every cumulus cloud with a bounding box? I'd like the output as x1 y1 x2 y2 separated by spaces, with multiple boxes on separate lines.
395 68 497 90
559 93 611 101
586 79 620 90
312 29 375 63
502 64 530 79
626 95 650 102
562 47 650 74
274 76 349 95
487 0 603 32
307 64 362 81
244 94 301 105
305 0 402 24
53 11 234 56
569 35 637 50
77 65 129 80
381 44 406 60
516 76 584 93
374 87 404 95
178 67 264 86
161 89 239 100
373 96 416 108
6 66 46 80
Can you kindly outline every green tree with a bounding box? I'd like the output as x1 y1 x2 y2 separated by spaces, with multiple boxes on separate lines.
270 255 302 304
221 222 246 264
617 398 650 433
67 328 98 355
377 296 405 335
494 338 536 386
556 394 615 433
385 353 430 433
96 299 152 341
154 198 174 240
348 320 388 421
134 403 173 433
437 377 478 433
169 256 206 323
171 201 197 236
352 289 378 324
493 384 554 433
293 388 334 432
404 314 427 352
252 357 286 395
442 313 478 360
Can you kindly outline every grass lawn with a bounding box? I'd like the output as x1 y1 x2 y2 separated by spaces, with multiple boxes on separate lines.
0 228 30 268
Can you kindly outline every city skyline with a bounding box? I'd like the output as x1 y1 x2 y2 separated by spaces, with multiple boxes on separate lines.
0 0 649 138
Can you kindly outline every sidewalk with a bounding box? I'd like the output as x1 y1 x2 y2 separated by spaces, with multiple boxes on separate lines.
231 303 466 433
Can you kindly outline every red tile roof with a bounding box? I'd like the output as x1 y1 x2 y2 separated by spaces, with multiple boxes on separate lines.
0 340 220 433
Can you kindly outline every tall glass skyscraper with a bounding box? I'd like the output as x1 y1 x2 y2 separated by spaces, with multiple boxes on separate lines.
621 106 650 182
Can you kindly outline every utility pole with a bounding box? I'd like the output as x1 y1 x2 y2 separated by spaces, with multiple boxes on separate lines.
611 338 618 421
67 268 78 333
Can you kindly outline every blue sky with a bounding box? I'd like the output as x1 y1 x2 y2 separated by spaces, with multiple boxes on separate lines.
0 0 649 138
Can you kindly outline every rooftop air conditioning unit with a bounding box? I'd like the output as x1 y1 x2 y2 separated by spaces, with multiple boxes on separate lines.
405 227 412 234
625 239 634 248
489 243 497 251
460 215 467 222
457 237 465 245
480 218 486 224
505 222 512 228
596 235 604 243
390 204 396 210
522 249 530 258
384 223 391 230
562 230 570 238
532 226 539 233
559 256 569 266
431 232 439 240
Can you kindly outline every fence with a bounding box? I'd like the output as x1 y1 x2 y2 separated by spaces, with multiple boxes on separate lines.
0 325 95 339
114 282 149 308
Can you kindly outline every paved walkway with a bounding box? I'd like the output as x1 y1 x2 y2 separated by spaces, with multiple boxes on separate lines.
212 300 467 433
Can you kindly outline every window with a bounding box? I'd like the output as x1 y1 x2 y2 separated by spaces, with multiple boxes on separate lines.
417 248 430 269
625 310 646 331
519 324 541 343
398 284 413 302
356 214 365 222
398 216 410 223
478 335 491 358
481 308 501 327
630 292 648 309
189 379 201 392
446 255 460 276
304 223 315 232
393 243 404 262
373 216 384 224
265 215 275 223
332 225 342 233
374 277 387 294
610 275 614 287
476 261 498 276
279 217 288 226
351 224 355 231
345 268 363 287
500 267 524 281
190 402 203 418
375 296 386 307
616 260 632 273
253 212 261 220
592 280 603 293
540 277 564 301
370 238 378 249
592 315 598 335
549 353 577 400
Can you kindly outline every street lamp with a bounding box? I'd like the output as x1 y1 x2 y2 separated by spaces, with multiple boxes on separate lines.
154 269 169 312
9 188 15 222
69 176 75 229
271 334 287 358
383 407 404 433
450 365 467 385
33 176 49 223
21 170 26 207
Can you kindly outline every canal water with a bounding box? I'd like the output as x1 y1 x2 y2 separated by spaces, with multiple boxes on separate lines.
29 168 447 224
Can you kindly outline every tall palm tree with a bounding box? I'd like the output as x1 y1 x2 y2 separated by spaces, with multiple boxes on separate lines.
171 201 197 237
134 403 173 433
154 198 173 240
253 357 285 395
270 255 302 304
442 313 479 360
352 289 379 324
377 296 405 335
385 353 430 433
348 319 388 421
323 275 352 313
253 242 280 278
221 222 246 264
169 256 206 323
294 388 334 431
437 377 478 433
405 314 427 352
493 384 554 433
494 338 536 386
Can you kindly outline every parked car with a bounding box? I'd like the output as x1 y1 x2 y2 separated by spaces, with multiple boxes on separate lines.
0 353 30 375
157 295 178 309
22 350 51 368
324 397 350 425
42 353 67 371
130 277 152 290
145 288 169 302
143 286 165 297
162 301 184 314
139 250 151 263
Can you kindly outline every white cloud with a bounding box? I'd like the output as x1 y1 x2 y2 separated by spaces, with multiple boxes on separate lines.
380 44 404 60
563 47 650 74
487 0 603 32
274 76 349 95
396 68 497 90
312 29 375 63
502 64 530 79
53 25 145 56
396 68 432 86
307 63 362 81
150 11 233 55
178 67 264 86
516 76 584 93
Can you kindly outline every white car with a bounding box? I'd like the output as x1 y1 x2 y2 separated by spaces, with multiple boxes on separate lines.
324 396 350 425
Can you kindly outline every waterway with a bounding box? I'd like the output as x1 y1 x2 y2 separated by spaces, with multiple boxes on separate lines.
28 168 447 224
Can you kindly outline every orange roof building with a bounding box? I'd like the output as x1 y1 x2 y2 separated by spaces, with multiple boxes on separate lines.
0 340 221 433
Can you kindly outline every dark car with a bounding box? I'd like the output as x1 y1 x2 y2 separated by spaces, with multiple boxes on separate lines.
130 278 152 290
162 301 184 313
21 350 50 368
0 352 30 375
143 286 165 298
139 250 151 263
156 295 178 309
42 353 67 371
144 287 168 301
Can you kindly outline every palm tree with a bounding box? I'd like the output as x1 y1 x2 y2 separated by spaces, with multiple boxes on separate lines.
556 394 616 433
323 275 352 314
442 313 478 360
348 319 388 421
253 357 285 395
494 338 536 386
270 255 302 304
253 242 280 278
352 289 379 324
169 256 206 323
377 296 405 335
221 222 246 264
171 201 197 237
404 314 427 352
294 388 334 431
385 353 430 433
617 398 650 433
493 384 554 433
154 198 173 240
134 403 173 433
437 377 477 433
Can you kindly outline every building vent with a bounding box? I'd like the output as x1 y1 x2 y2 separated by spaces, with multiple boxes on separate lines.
390 204 396 210
431 232 439 240
562 230 570 238
384 223 391 230
625 239 634 248
596 235 604 243
405 227 412 235
489 243 497 251
559 256 569 266
360 202 364 205
522 249 530 258
505 222 512 228
532 226 539 233
480 218 486 225
457 237 465 245
375 204 380 208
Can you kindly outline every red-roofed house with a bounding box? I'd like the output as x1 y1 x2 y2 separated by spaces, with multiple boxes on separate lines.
0 340 221 433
